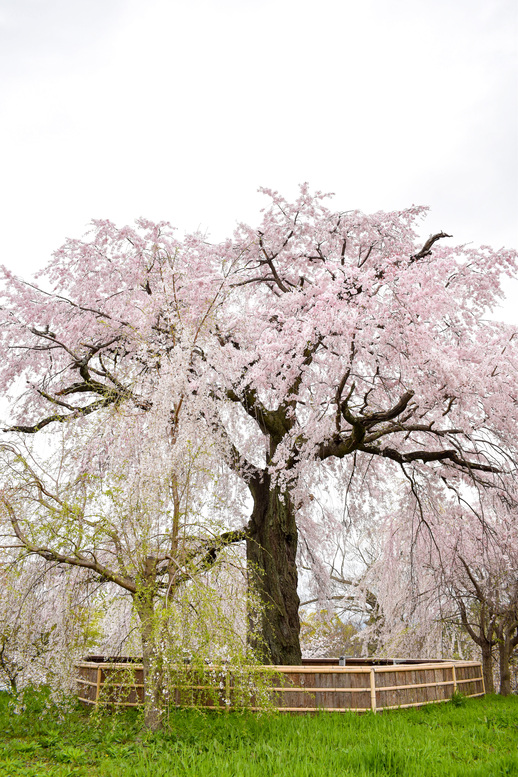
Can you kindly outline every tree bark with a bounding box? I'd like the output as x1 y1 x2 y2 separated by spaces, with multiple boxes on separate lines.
247 473 302 665
498 637 512 696
134 558 163 731
456 598 495 694
139 617 162 730
495 618 518 697
481 641 495 694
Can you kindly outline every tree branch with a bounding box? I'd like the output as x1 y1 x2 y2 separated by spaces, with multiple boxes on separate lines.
3 397 118 433
1 497 137 594
411 232 452 262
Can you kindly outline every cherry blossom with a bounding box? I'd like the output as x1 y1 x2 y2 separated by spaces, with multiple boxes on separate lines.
1 185 517 665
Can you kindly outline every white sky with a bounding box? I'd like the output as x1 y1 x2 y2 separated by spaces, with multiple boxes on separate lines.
1 0 517 314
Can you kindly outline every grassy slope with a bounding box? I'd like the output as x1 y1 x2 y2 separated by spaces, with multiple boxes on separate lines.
0 690 516 776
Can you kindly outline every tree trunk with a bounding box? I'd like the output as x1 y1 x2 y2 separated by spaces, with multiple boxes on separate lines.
134 559 163 731
481 641 495 694
139 615 163 731
247 473 301 665
498 632 512 696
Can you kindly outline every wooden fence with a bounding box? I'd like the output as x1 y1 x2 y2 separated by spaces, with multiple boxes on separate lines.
75 657 484 713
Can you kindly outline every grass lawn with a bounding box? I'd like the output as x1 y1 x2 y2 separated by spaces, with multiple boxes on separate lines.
0 689 516 776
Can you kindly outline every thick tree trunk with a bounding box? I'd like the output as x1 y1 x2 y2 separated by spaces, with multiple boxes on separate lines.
247 473 302 665
481 641 495 694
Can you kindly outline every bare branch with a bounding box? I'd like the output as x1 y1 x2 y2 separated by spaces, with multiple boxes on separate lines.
411 232 452 262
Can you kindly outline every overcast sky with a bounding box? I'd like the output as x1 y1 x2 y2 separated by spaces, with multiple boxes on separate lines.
1 0 517 313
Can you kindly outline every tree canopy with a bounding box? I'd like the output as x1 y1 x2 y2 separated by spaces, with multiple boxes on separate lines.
1 185 517 664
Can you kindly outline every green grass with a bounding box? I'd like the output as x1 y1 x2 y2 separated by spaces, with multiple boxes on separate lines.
0 690 516 776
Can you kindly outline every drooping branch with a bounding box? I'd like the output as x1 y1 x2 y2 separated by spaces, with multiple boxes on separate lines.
3 325 152 431
1 497 138 594
358 443 499 473
4 397 118 434
319 385 501 477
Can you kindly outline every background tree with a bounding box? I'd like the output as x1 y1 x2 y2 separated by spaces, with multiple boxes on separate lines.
365 490 518 693
436 508 518 695
298 507 381 658
299 610 360 659
0 557 98 698
1 187 517 664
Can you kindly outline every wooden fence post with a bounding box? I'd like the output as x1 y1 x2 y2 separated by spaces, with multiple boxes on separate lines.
225 668 230 712
95 666 102 705
369 669 377 714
